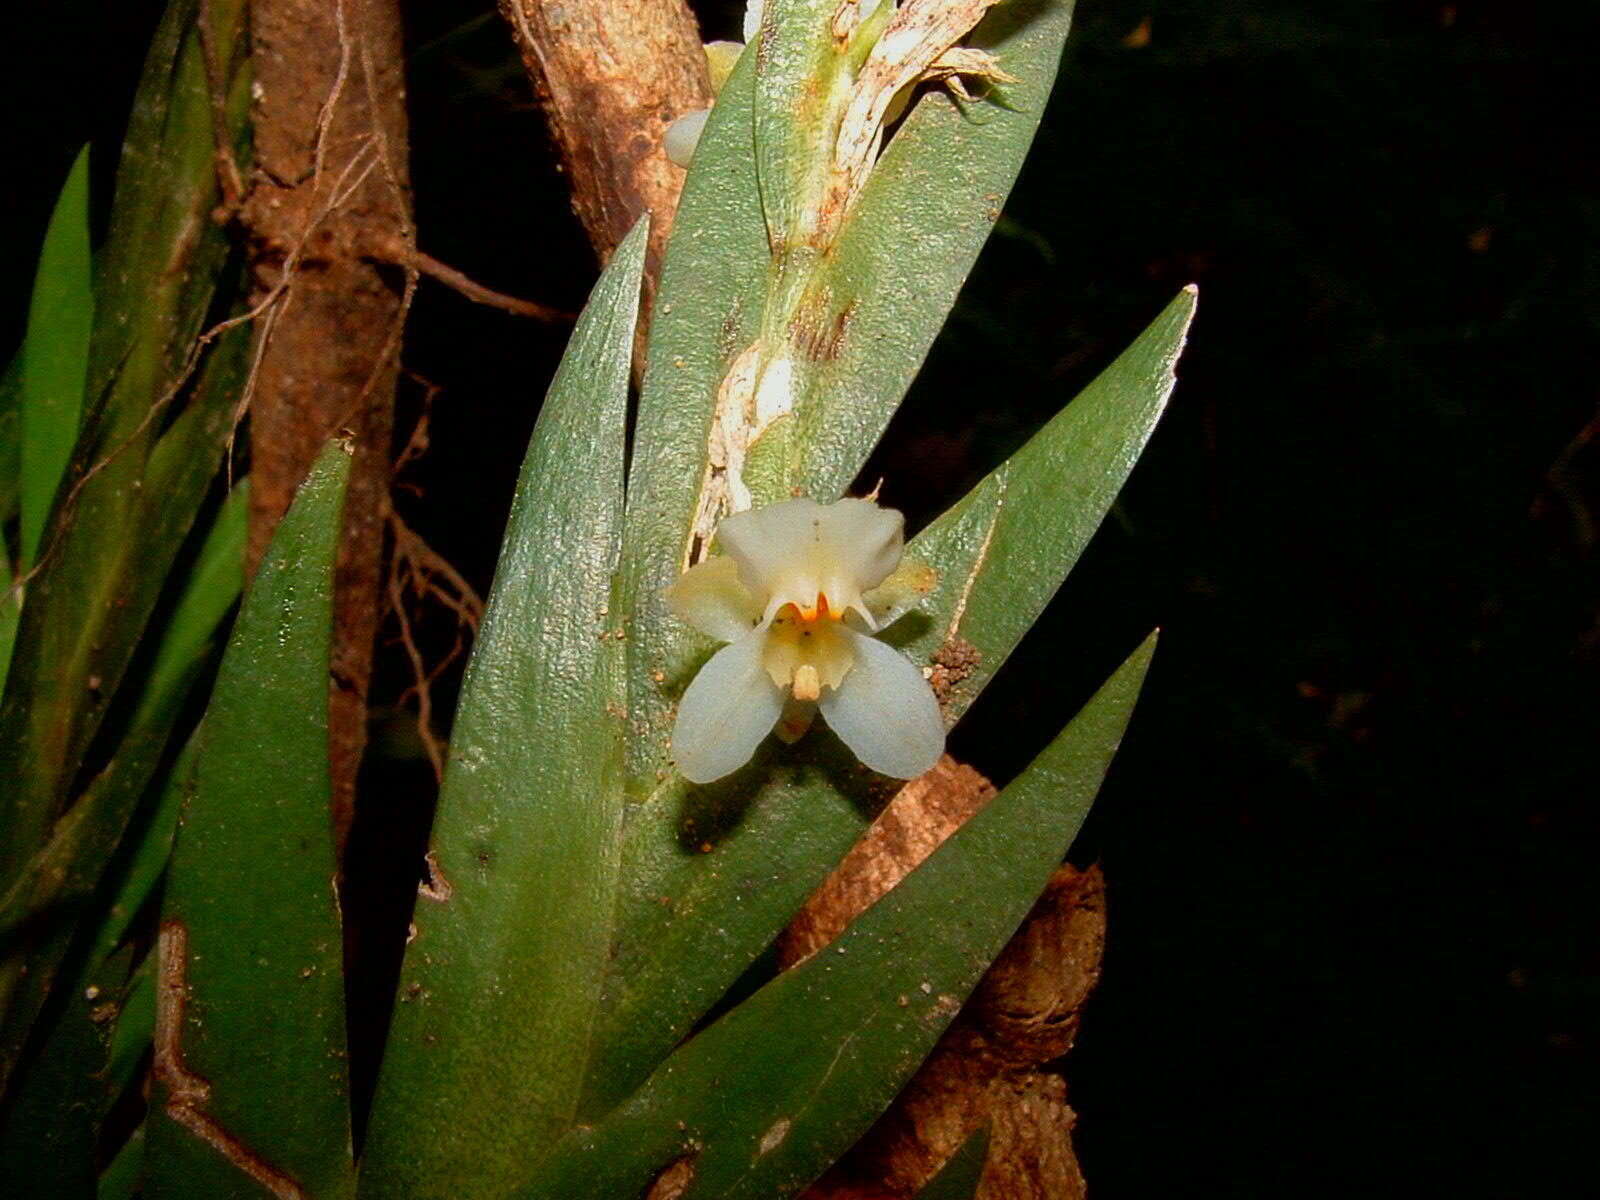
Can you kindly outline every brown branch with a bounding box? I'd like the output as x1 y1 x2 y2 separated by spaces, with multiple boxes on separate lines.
385 509 484 782
380 379 485 781
243 0 415 855
497 0 712 314
781 758 1105 1200
779 757 999 966
365 238 574 322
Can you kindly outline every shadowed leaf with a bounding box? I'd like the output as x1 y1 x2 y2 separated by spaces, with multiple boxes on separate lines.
0 0 250 896
0 481 248 1092
144 443 354 1199
19 145 93 568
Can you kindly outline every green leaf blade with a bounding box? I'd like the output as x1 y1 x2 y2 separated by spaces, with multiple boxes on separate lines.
19 145 94 568
0 553 20 696
358 221 648 1200
622 50 768 786
752 1 850 246
898 287 1195 725
0 353 22 528
144 443 354 1199
579 760 882 1117
521 635 1157 1200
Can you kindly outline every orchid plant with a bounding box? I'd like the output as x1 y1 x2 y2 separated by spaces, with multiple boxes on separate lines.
0 2 1194 1197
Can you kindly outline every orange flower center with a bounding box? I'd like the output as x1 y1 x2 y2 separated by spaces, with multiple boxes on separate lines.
763 593 854 701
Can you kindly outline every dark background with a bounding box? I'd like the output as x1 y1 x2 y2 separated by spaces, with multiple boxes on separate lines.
4 2 1595 1195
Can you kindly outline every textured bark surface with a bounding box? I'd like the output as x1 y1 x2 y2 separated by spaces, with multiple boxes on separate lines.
498 0 711 300
779 756 1000 966
783 758 1105 1200
242 0 415 851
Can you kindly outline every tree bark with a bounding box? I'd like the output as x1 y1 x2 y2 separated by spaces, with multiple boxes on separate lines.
497 0 711 307
242 0 415 852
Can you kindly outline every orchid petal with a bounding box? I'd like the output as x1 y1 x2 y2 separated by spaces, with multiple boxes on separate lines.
715 498 826 601
667 555 762 643
717 497 904 619
811 497 905 592
672 627 787 783
818 630 944 779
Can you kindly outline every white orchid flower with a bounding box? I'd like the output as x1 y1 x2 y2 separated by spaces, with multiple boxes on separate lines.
667 497 944 784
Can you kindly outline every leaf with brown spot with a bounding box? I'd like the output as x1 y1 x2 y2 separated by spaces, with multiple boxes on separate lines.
145 444 354 1198
885 287 1197 726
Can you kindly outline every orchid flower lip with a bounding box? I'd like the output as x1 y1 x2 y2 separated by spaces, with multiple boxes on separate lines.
667 497 944 784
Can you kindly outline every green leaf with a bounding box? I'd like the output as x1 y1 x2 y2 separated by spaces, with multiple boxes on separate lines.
752 1 853 245
519 635 1156 1200
17 477 247 942
0 968 103 1196
103 957 155 1107
0 735 195 1193
0 485 247 1090
141 481 250 720
358 221 647 1199
915 1127 991 1200
2 949 155 1197
19 145 94 568
144 444 353 1199
894 287 1196 724
93 731 203 967
621 47 767 787
0 0 250 892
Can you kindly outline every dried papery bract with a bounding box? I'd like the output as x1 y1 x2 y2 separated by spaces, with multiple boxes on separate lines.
819 0 1010 244
684 1 1017 542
